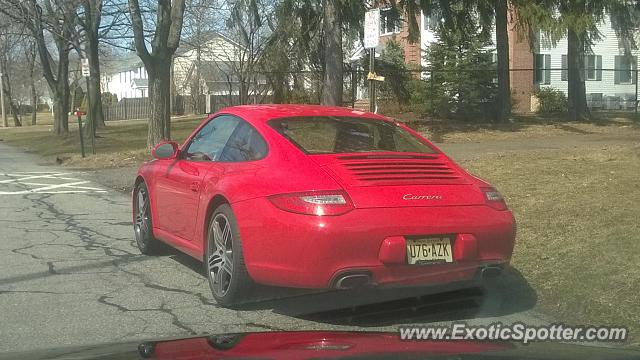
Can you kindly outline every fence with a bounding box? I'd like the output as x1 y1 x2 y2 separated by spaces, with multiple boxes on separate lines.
102 68 640 122
103 98 151 121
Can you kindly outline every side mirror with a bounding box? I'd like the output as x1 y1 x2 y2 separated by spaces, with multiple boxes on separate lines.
152 141 179 160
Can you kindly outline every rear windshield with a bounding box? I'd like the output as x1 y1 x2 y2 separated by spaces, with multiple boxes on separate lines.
269 116 436 154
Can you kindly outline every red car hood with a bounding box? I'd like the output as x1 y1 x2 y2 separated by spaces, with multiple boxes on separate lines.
310 153 485 209
150 331 513 359
7 331 639 360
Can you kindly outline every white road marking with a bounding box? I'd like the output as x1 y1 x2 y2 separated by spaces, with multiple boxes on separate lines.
0 173 81 184
21 182 105 191
0 172 107 195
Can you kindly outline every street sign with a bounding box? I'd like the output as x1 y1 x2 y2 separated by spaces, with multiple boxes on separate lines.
81 58 90 77
364 9 380 49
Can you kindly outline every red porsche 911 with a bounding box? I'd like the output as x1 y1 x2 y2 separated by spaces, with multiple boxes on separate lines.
133 105 516 306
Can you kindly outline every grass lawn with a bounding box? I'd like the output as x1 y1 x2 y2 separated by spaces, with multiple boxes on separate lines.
460 142 640 344
1 112 639 344
0 115 206 168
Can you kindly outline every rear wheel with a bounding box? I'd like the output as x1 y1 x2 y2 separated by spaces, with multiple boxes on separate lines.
133 182 161 255
205 204 252 306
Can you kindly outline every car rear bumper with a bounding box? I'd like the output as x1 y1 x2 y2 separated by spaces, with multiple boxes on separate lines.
233 198 516 289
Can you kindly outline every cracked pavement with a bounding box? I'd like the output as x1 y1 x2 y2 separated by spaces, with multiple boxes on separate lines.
0 142 548 353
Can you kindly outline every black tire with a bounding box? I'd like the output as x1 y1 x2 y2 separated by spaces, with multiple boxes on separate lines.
133 182 162 255
204 204 252 307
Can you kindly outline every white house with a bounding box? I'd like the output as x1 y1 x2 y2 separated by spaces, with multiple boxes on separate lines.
173 33 245 96
533 16 638 110
101 53 149 100
173 32 269 112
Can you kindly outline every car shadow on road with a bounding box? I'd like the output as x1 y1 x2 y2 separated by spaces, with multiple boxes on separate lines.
166 251 537 327
256 268 536 327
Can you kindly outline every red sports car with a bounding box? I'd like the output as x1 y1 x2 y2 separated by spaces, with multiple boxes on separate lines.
133 105 516 306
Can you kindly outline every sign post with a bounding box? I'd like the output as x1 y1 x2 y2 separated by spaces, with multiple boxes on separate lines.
81 59 91 77
74 108 86 158
364 9 380 113
81 58 95 154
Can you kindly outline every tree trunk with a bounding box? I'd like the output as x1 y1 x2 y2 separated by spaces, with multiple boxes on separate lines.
239 79 249 105
84 53 105 137
50 39 71 136
567 29 590 121
321 0 343 106
31 84 37 125
7 97 21 127
28 43 37 125
0 70 21 127
271 72 286 103
195 25 202 114
84 31 106 139
147 60 172 148
53 91 69 135
495 0 511 122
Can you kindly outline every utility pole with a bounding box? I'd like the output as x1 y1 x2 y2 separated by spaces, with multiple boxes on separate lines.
0 72 6 127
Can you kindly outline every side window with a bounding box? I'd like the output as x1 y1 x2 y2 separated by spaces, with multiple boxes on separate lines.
219 121 268 162
185 115 241 161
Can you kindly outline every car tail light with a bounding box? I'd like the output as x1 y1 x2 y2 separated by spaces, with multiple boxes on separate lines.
268 190 354 216
481 187 508 211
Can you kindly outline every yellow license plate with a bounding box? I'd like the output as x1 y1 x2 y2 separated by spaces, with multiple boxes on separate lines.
406 237 453 264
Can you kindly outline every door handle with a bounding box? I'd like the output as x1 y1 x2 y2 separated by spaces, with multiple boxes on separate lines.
189 182 200 192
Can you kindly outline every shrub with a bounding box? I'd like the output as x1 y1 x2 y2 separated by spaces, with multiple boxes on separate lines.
414 11 498 121
534 88 568 113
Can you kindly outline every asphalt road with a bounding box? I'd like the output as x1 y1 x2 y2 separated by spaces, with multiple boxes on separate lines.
0 142 547 353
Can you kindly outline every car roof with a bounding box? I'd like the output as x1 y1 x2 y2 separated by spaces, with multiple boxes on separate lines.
215 104 390 124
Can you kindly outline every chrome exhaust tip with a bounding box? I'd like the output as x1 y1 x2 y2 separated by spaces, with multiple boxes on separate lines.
480 266 503 281
334 273 372 289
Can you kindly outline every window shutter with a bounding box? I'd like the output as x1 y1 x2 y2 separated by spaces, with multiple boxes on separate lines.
561 55 568 81
596 55 602 81
614 56 621 84
584 55 589 79
632 56 638 85
545 54 551 84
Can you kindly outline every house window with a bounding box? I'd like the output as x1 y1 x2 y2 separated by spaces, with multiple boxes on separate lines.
585 55 596 80
534 54 551 84
585 55 602 81
615 55 637 84
423 12 438 31
380 8 400 35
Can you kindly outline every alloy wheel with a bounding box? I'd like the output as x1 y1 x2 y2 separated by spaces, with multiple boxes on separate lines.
134 187 150 246
207 213 234 297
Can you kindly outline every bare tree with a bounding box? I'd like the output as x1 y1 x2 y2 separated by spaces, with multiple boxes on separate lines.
128 0 186 148
175 0 227 113
0 0 78 135
77 0 106 137
213 0 272 105
0 21 26 127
